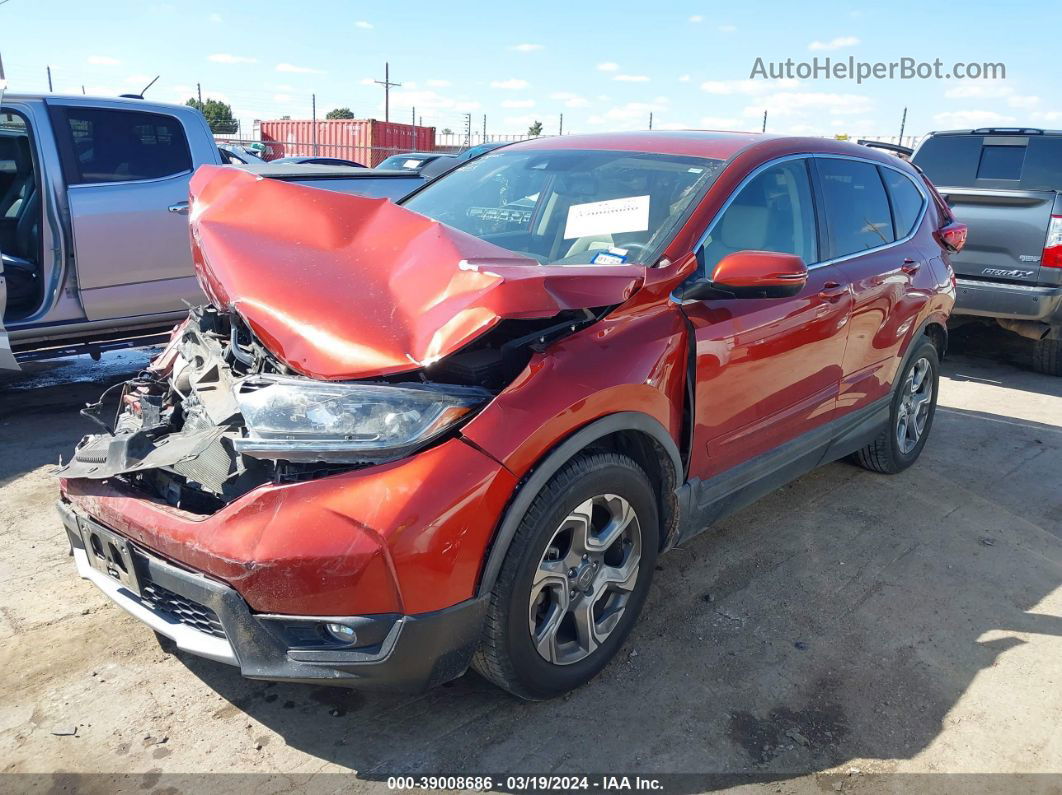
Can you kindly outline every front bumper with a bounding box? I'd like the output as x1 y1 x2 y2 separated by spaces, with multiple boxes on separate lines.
954 278 1062 323
60 500 487 689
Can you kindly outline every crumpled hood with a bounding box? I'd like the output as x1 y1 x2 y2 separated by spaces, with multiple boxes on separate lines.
188 166 644 380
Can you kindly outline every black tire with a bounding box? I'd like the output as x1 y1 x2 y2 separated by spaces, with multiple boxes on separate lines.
1032 338 1062 376
852 338 940 474
472 452 659 700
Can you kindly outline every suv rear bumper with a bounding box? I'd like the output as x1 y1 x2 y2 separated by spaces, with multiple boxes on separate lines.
59 500 487 690
954 278 1062 323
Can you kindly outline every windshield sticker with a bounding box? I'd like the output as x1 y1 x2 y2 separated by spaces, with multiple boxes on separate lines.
564 195 650 240
590 247 630 265
403 159 423 169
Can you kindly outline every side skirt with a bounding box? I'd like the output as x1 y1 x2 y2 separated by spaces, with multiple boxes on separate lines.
674 397 890 544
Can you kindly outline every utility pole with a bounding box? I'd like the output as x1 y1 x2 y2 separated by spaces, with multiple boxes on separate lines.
46 66 52 92
761 109 767 133
482 114 486 141
648 112 653 130
0 50 5 85
312 93 317 154
412 106 415 126
559 113 563 136
463 113 472 146
374 62 401 123
898 106 907 146
197 82 202 107
81 85 86 95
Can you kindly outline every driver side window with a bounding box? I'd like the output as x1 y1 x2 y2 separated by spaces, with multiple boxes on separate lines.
699 159 817 279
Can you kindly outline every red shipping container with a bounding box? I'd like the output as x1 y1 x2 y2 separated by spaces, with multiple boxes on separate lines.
256 119 436 167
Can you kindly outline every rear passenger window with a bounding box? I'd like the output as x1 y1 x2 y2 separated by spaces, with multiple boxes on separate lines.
816 159 894 257
880 168 925 239
60 108 192 184
700 159 817 277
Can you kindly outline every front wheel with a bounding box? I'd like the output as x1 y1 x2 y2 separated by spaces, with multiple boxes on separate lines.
852 338 940 474
472 452 659 700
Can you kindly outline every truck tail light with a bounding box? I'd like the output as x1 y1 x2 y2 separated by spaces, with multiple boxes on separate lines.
1042 215 1062 268
936 221 968 254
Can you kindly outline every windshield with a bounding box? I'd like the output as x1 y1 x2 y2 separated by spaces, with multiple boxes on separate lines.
401 149 724 265
378 154 433 170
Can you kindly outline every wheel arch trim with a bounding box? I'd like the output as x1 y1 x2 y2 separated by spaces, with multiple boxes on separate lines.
474 412 682 596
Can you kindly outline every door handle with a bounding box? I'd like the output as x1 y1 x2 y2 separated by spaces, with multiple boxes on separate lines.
168 201 189 215
901 258 921 274
817 281 848 302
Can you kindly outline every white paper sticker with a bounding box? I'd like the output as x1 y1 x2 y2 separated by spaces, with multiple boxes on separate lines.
403 159 423 169
563 195 650 240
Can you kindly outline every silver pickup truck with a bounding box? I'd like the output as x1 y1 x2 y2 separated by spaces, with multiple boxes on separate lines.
0 93 423 371
912 128 1062 374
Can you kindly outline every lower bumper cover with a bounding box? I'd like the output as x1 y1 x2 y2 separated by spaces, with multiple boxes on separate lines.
60 500 486 690
954 278 1062 323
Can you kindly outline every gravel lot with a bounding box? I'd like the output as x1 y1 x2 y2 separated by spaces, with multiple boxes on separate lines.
1 327 1060 792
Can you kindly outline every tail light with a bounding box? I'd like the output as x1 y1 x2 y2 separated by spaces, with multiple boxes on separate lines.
1043 215 1062 268
936 221 968 254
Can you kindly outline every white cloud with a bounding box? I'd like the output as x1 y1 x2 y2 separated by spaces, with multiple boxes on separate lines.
427 79 451 87
744 91 873 117
504 114 540 128
699 116 743 129
808 36 860 51
208 12 222 22
511 43 544 52
273 94 292 103
276 63 325 74
689 14 703 22
678 74 691 83
124 74 152 85
551 91 589 108
389 88 480 114
614 74 650 83
1032 111 1062 123
355 20 373 29
359 77 375 85
718 24 737 33
944 80 1039 109
502 99 535 108
597 62 620 72
933 110 1016 128
209 53 257 64
588 99 669 130
87 55 121 66
655 121 692 130
490 78 529 90
701 78 799 95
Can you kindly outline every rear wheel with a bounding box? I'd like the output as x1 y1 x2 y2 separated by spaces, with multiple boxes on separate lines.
852 338 940 474
472 452 659 700
1032 338 1062 376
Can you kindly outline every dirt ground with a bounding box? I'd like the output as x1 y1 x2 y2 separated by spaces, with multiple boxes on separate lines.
0 326 1059 793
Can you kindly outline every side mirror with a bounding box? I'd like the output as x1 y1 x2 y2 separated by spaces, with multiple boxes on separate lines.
676 250 809 301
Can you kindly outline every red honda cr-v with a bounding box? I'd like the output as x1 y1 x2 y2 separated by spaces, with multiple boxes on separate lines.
58 132 962 699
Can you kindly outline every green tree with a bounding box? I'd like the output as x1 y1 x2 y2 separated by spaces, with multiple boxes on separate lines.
326 107 355 120
186 97 238 134
527 120 543 136
441 127 453 135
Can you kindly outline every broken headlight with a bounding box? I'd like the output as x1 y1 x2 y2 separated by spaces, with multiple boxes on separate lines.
232 376 490 463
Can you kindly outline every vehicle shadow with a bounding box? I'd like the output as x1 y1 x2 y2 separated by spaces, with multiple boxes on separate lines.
947 323 1062 398
175 426 1062 782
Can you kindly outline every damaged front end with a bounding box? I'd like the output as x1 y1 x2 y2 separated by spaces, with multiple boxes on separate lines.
60 166 645 514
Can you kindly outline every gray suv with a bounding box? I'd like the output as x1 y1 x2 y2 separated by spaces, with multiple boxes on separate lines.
912 127 1062 374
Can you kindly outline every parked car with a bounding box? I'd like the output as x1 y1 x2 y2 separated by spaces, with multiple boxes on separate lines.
374 151 454 172
58 132 960 699
270 155 367 168
912 127 1062 374
235 161 422 201
453 140 511 163
0 94 421 370
217 144 263 165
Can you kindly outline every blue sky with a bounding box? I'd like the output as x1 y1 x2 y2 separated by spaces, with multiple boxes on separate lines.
2 0 1058 141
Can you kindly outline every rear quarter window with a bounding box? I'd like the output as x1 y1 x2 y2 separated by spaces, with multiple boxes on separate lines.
880 168 926 238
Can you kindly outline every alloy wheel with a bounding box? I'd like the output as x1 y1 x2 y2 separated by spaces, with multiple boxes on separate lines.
896 356 934 455
527 494 642 665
